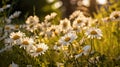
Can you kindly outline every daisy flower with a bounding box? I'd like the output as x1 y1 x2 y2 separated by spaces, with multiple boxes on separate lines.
20 37 34 49
85 27 102 39
59 18 72 33
110 11 120 21
45 12 57 21
75 45 91 59
26 15 39 24
72 17 87 27
69 10 84 20
26 45 36 55
30 43 48 57
59 31 77 45
10 31 25 44
46 25 61 37
4 25 13 32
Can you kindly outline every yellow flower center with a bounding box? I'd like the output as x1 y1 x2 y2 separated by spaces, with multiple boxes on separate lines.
77 19 82 24
114 14 119 19
22 41 29 45
36 48 43 52
90 30 97 35
73 27 78 31
5 26 10 30
63 22 68 28
15 25 19 29
51 28 55 32
64 37 71 42
12 35 20 40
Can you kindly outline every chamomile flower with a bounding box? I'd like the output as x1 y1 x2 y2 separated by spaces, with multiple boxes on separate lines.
59 31 77 45
4 25 13 32
75 45 91 59
32 43 49 57
59 18 72 33
45 12 57 21
85 27 102 39
26 45 36 55
69 10 84 20
110 11 120 21
72 17 87 27
10 31 25 44
46 25 60 37
5 18 12 24
26 15 39 24
20 37 34 49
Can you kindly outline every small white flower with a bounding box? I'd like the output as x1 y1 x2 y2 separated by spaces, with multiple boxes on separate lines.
4 38 13 44
26 45 36 54
59 18 72 33
10 31 25 44
59 31 77 45
45 12 57 21
75 45 91 59
5 18 12 23
20 37 34 49
26 15 39 24
69 10 84 20
85 27 103 39
30 43 48 57
110 11 120 21
4 25 13 32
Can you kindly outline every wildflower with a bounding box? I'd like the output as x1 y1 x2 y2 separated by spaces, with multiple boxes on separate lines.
46 25 60 37
4 25 13 32
26 45 36 55
59 31 77 45
69 10 84 20
4 38 13 44
9 61 19 67
59 18 72 33
72 17 87 27
51 12 57 19
10 31 25 44
85 27 102 39
102 17 112 22
9 11 21 19
26 23 41 32
5 18 12 23
26 15 39 24
12 25 20 31
75 45 91 59
72 26 81 33
110 11 120 21
20 37 34 49
45 12 57 21
31 43 49 57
